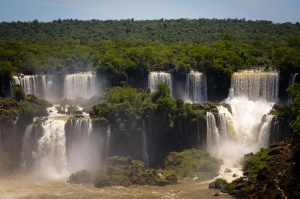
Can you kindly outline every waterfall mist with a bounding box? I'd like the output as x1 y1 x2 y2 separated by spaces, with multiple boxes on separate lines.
21 117 103 180
207 72 278 163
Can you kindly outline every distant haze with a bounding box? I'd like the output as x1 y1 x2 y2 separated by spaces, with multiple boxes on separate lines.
0 0 299 23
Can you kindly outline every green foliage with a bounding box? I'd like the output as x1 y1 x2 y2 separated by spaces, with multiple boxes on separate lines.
286 84 300 141
67 169 92 184
163 148 221 180
18 94 51 124
0 98 19 123
92 156 177 188
1 19 299 44
13 84 25 102
92 86 151 136
0 61 13 97
242 148 271 177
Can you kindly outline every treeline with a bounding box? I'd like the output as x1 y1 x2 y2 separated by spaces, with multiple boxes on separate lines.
1 18 300 99
1 35 300 98
1 18 300 43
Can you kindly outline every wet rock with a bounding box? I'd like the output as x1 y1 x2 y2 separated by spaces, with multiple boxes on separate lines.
256 167 269 181
232 174 237 177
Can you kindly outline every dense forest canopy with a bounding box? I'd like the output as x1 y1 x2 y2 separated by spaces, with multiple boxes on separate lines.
0 18 300 97
1 18 300 43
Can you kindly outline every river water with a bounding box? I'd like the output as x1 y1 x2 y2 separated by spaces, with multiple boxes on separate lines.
0 173 233 199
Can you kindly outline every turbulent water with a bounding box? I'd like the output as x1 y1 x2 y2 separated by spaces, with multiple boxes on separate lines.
185 71 208 103
0 174 233 199
148 71 173 95
206 72 277 163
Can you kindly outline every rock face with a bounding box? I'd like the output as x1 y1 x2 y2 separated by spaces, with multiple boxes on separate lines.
225 138 300 199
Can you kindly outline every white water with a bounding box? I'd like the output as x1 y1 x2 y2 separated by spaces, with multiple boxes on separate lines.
66 119 97 171
12 72 100 101
13 75 58 101
148 72 172 95
186 71 207 103
34 119 68 179
207 72 277 181
231 72 279 102
64 72 98 100
21 117 100 179
141 120 149 166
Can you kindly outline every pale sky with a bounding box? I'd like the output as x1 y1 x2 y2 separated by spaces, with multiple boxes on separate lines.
0 0 299 23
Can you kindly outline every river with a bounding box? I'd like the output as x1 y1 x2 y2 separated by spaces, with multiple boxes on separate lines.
0 173 233 199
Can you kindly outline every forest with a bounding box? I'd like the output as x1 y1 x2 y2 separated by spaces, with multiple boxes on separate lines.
1 18 300 100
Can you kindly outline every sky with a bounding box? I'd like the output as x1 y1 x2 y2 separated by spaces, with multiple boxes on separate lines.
0 0 299 23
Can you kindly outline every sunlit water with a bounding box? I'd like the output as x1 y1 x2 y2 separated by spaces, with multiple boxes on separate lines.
0 173 233 199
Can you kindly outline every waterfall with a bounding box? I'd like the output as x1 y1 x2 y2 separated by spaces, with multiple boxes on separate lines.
185 71 207 103
148 72 172 95
12 72 100 101
207 105 274 163
66 119 97 171
206 72 278 162
206 112 220 154
21 124 33 168
141 120 149 166
289 73 299 86
257 115 274 148
12 75 58 101
33 118 68 178
106 125 111 160
64 72 97 99
230 72 279 102
288 73 299 103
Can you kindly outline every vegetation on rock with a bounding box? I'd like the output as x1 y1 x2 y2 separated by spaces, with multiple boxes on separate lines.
68 148 220 188
163 148 222 180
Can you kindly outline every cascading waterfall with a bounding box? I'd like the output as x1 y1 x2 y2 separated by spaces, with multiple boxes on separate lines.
13 75 58 101
106 125 111 160
21 117 100 178
230 72 279 102
185 71 207 102
66 119 96 171
35 118 67 178
64 72 98 99
148 72 172 95
257 115 274 148
141 120 149 166
207 72 278 163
